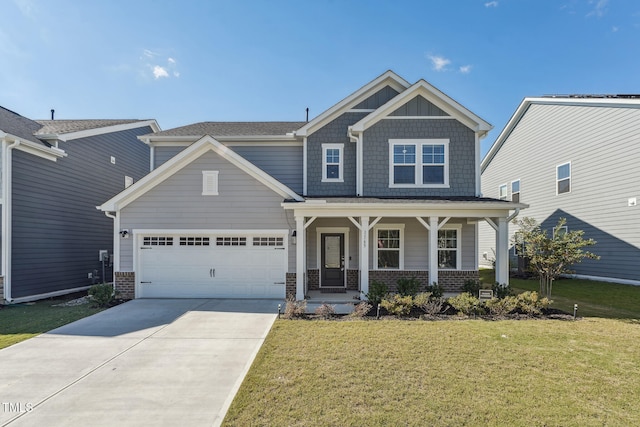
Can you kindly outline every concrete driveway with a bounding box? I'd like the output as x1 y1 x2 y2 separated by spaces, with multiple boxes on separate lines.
0 299 279 427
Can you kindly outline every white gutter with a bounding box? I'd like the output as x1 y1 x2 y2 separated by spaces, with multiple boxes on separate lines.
506 208 521 222
347 127 362 196
2 139 20 302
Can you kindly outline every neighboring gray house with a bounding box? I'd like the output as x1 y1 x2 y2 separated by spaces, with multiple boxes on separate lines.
0 106 159 302
100 71 524 300
479 96 640 285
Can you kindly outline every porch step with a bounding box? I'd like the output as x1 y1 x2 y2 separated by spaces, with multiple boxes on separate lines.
319 287 347 293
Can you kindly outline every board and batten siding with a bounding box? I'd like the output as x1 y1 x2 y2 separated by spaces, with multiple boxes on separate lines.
119 149 295 272
479 103 640 282
11 126 152 298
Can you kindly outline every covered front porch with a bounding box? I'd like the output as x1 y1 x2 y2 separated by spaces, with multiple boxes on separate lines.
282 198 525 301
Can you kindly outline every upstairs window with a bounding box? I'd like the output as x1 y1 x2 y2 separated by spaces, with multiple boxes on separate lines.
389 139 449 188
557 162 571 194
322 144 343 182
499 184 507 200
511 180 520 202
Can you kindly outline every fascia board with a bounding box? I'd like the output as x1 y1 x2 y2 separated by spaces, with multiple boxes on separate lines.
351 81 492 134
7 136 67 161
141 134 300 145
55 120 161 142
295 71 411 137
282 201 528 215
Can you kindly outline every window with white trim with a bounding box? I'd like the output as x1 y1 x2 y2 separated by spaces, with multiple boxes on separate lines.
499 184 507 200
322 144 343 182
374 225 404 269
438 226 461 269
511 180 520 203
389 139 449 187
557 162 571 194
553 225 568 238
202 171 219 195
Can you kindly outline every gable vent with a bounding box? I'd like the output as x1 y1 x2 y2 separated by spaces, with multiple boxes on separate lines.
202 171 219 196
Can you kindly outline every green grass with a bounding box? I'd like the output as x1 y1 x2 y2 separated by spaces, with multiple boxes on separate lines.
0 295 104 349
224 318 640 426
479 269 640 318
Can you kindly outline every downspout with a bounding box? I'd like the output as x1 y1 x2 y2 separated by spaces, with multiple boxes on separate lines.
2 139 21 302
103 211 119 296
302 136 307 196
506 208 521 223
347 127 362 196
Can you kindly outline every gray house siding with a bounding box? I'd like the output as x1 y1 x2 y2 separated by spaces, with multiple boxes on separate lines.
306 112 368 196
230 145 303 194
390 95 448 116
354 86 400 109
362 119 476 197
154 146 187 168
10 126 152 298
119 149 295 272
480 103 640 282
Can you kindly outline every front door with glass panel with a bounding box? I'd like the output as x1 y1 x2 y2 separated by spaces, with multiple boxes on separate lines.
321 233 344 287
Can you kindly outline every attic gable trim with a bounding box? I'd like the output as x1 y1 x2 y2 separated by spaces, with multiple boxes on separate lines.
2 134 67 161
99 135 302 211
47 120 161 142
351 80 492 135
481 98 530 173
295 70 411 137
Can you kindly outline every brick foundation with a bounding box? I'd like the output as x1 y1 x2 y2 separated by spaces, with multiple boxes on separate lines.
368 270 479 293
307 269 319 290
115 272 135 300
0 276 4 303
347 269 358 290
437 270 479 292
286 273 296 299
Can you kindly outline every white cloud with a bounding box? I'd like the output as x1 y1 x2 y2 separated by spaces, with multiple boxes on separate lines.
459 65 472 74
587 0 609 17
142 49 157 58
168 57 176 64
428 55 451 71
153 65 169 79
484 1 498 7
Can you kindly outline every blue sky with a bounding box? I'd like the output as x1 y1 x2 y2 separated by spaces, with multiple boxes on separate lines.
1 0 638 156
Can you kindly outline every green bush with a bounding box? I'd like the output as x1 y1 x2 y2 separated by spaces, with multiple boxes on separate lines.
425 282 444 299
366 281 389 306
515 291 552 316
493 282 513 299
380 294 414 316
462 279 481 296
414 292 444 315
88 283 115 308
283 297 307 319
447 292 484 316
485 296 518 317
396 277 421 297
349 302 372 318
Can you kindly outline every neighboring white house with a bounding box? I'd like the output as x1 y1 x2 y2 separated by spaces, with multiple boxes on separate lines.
479 95 640 285
100 70 524 300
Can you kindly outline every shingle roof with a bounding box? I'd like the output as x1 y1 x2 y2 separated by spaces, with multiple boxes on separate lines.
35 119 146 135
151 121 306 137
0 106 45 144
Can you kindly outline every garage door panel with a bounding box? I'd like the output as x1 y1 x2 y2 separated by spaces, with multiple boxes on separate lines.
138 234 286 299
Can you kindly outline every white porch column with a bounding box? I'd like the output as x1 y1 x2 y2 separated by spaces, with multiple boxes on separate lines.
359 216 369 299
428 216 439 286
295 216 305 300
495 217 510 286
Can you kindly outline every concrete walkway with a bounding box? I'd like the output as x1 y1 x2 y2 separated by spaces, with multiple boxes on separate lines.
0 299 279 427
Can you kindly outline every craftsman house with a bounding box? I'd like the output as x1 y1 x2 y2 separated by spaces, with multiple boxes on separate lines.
100 71 524 300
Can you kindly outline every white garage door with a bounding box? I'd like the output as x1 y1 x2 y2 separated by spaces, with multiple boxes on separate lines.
137 234 287 298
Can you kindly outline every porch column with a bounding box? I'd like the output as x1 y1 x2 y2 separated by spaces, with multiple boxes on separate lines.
428 216 439 286
359 216 369 299
495 217 509 286
295 215 305 300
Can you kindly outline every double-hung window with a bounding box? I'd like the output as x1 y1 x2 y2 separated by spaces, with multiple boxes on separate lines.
499 184 507 200
322 144 344 182
557 162 571 194
389 139 449 187
374 225 404 269
437 226 461 269
511 180 520 202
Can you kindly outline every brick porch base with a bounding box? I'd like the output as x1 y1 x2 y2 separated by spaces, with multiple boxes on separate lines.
114 272 135 300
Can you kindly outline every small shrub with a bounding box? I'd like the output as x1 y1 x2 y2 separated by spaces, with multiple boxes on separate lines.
462 279 481 296
366 281 389 306
314 303 336 320
396 277 421 297
88 283 114 308
414 292 445 315
380 294 414 316
349 301 372 318
283 297 307 319
515 291 553 316
485 296 518 317
493 282 513 299
425 282 444 299
447 292 484 316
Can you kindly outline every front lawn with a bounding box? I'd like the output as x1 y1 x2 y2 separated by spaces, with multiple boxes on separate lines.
479 269 640 318
0 294 104 349
224 318 640 426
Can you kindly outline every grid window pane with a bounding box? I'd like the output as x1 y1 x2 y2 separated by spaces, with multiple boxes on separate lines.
422 144 445 164
326 149 340 164
393 145 415 164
